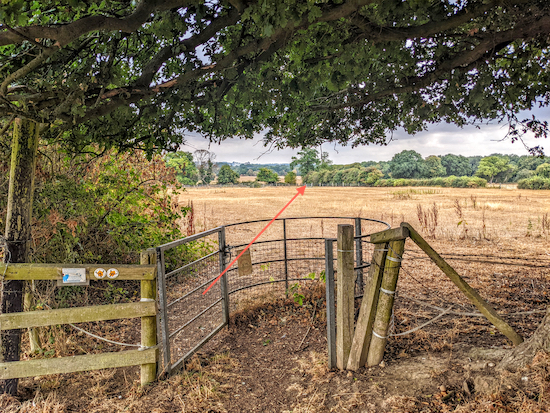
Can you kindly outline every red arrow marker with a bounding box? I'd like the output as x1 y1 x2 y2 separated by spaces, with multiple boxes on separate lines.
203 185 306 295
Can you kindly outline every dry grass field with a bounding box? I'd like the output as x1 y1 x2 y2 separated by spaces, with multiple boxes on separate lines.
3 185 550 413
179 185 550 242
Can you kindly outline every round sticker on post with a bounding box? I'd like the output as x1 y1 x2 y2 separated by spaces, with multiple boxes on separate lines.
94 268 106 279
107 268 119 279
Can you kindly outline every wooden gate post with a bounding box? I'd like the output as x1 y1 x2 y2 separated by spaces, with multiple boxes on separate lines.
140 249 157 385
325 239 336 369
336 224 354 370
347 242 388 371
367 238 405 367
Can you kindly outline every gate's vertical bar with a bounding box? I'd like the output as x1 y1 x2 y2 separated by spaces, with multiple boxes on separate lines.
325 238 336 369
354 218 364 295
219 227 230 325
156 246 171 376
140 249 157 385
283 219 289 297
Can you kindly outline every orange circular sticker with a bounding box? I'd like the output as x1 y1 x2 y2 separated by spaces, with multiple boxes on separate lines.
106 268 119 279
94 268 106 279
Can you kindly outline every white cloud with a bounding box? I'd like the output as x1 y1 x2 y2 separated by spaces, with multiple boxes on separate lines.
182 115 548 164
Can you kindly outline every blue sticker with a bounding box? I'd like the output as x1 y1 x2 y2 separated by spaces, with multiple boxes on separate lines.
63 274 69 282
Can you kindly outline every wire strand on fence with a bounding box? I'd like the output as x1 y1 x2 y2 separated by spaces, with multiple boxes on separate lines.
42 303 154 349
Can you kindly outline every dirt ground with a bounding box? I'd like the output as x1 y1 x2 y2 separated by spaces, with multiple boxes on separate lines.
2 186 550 412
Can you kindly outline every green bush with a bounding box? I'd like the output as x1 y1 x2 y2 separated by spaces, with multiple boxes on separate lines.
518 176 550 190
29 150 186 264
375 176 486 188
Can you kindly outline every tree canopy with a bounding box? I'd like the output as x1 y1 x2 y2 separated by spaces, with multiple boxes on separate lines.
389 150 426 179
0 1 549 153
475 155 512 183
217 164 239 184
256 167 279 183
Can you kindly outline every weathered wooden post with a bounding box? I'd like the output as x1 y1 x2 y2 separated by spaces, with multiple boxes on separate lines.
367 238 406 367
354 218 364 295
23 282 41 353
140 249 157 385
347 242 388 371
336 224 354 370
325 238 336 369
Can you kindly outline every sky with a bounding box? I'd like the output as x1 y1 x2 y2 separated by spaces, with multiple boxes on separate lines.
180 110 549 164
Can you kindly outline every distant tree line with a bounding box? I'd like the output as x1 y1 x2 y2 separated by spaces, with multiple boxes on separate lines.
164 148 550 189
290 148 550 187
219 162 291 176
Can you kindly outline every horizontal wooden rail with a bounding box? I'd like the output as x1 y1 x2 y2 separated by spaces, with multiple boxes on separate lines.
0 263 155 280
369 226 409 244
0 348 157 380
0 301 156 331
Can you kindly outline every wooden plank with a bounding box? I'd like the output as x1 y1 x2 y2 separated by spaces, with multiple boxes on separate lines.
0 348 157 380
347 243 388 371
140 249 158 385
0 263 155 280
401 222 524 346
367 239 405 366
237 249 253 276
336 224 355 370
369 226 409 244
0 301 156 330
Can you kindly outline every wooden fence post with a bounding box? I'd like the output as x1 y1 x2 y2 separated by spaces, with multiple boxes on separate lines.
140 249 157 385
336 224 354 370
325 239 336 369
347 242 388 371
23 282 41 353
367 238 405 367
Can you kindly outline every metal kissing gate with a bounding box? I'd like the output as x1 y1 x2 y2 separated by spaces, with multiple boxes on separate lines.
154 217 390 376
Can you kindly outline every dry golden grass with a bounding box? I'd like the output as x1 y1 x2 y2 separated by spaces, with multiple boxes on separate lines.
4 185 550 413
178 186 550 241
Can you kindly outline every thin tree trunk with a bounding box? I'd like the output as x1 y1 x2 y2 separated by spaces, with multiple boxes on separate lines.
0 118 39 395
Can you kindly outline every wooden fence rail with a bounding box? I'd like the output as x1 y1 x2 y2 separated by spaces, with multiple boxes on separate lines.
0 256 158 385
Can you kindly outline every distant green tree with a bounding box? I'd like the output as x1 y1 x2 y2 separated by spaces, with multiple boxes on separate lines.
193 150 216 184
390 150 425 179
318 151 333 170
256 168 280 183
284 171 297 185
517 156 549 171
515 169 535 181
441 154 472 176
475 156 512 183
291 148 319 176
366 168 384 185
343 168 361 184
468 156 483 175
424 156 446 178
535 163 550 178
217 164 239 185
165 152 199 185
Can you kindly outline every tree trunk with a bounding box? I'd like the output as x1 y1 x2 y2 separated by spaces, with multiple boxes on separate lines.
498 307 550 371
0 118 39 395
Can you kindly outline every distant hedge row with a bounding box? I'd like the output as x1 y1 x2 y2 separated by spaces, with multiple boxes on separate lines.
373 176 487 188
517 176 550 190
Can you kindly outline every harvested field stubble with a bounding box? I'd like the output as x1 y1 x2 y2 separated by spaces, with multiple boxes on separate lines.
3 186 550 412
